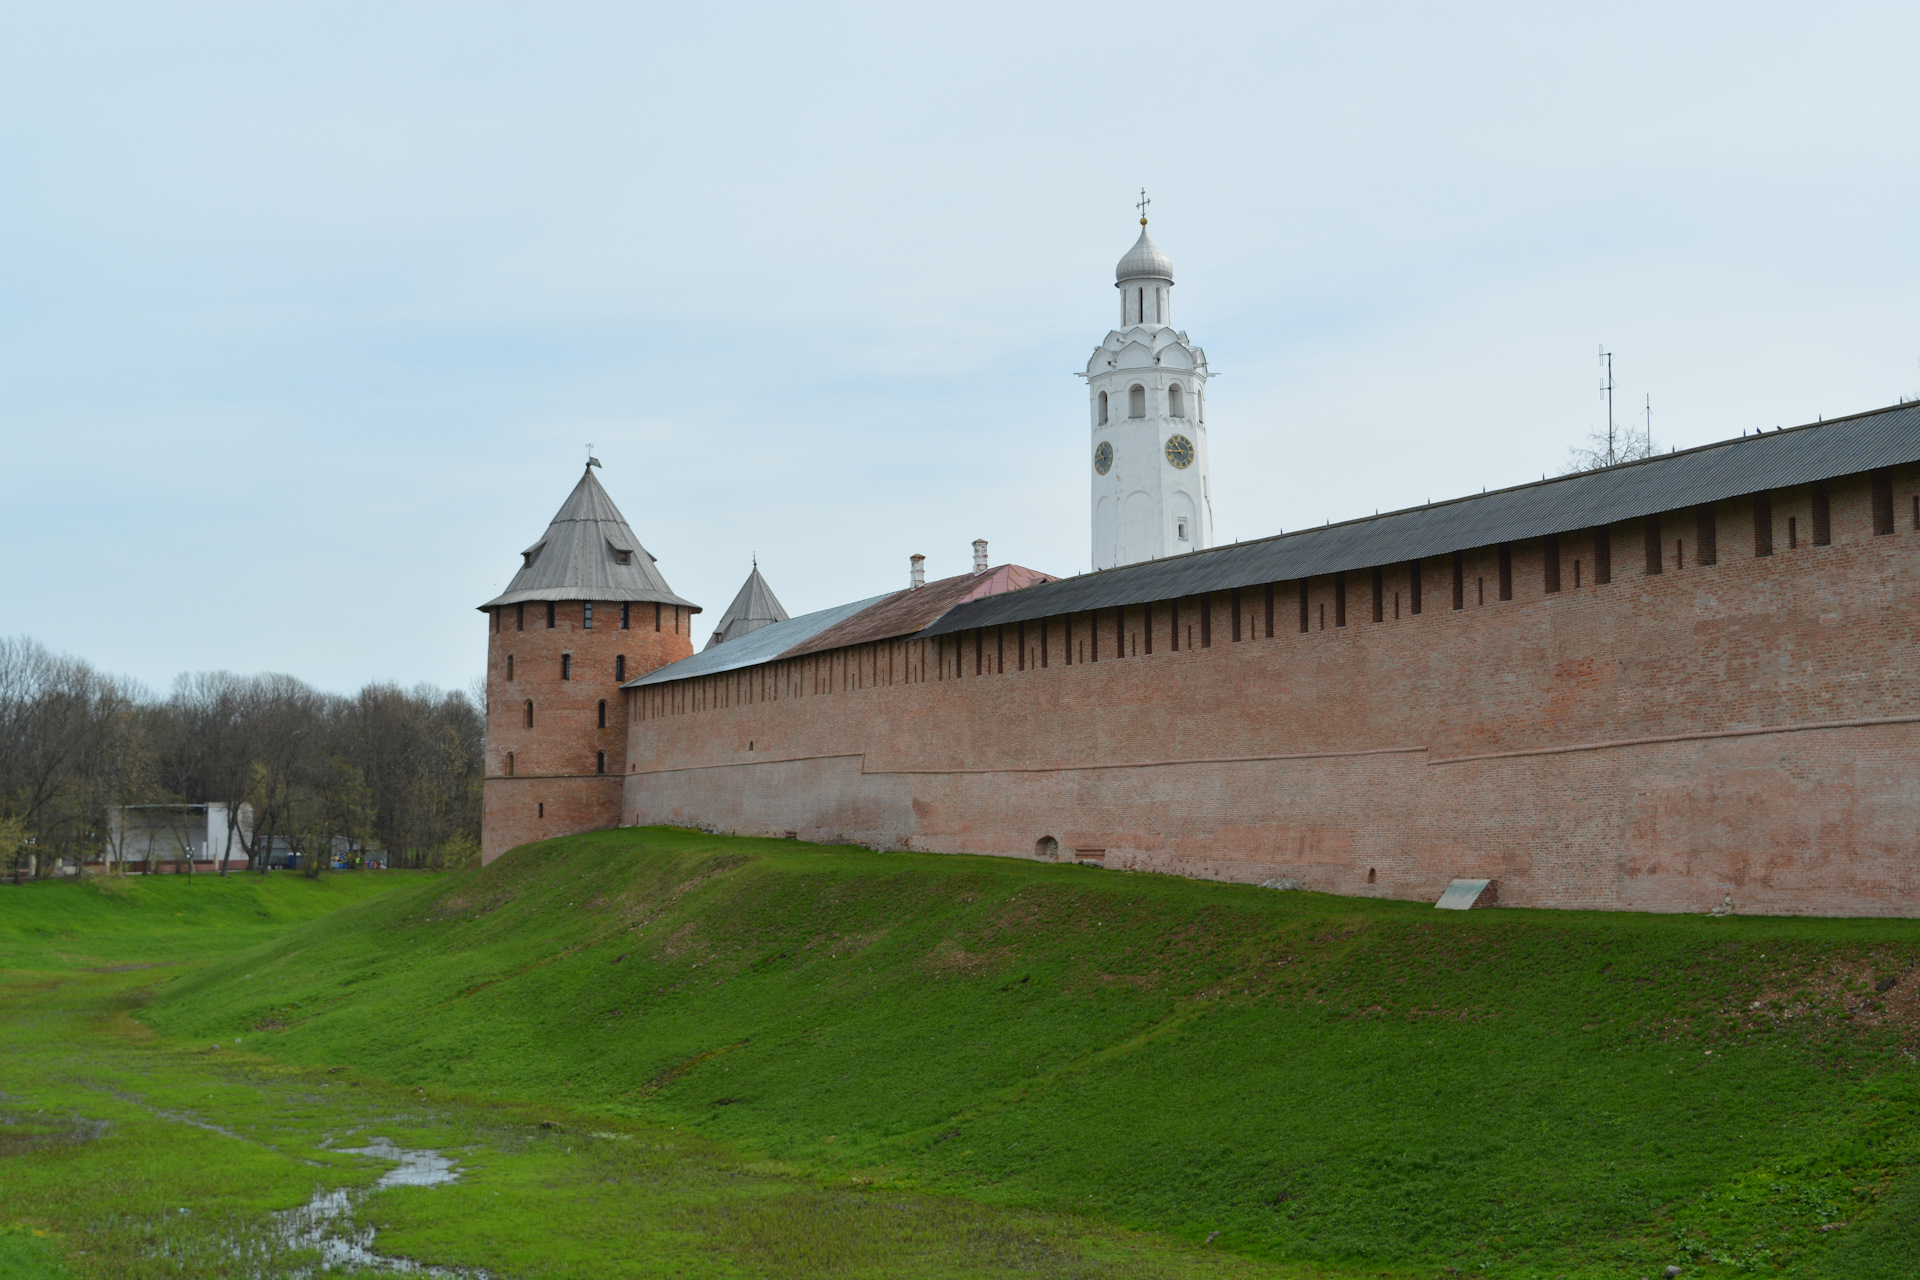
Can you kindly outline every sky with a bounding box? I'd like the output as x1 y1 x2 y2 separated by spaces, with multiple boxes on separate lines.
3 2 1916 696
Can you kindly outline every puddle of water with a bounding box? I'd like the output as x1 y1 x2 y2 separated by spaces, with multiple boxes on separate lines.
344 1137 460 1189
274 1138 487 1277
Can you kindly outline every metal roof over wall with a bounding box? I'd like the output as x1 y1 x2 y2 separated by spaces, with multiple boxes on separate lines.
626 593 895 687
922 401 1920 638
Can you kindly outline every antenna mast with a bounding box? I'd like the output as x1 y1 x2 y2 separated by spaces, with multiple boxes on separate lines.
1598 346 1615 466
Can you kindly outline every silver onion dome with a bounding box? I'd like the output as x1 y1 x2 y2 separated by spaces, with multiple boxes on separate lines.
1115 225 1173 282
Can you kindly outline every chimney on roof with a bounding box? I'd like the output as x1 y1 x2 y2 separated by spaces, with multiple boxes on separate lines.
972 539 988 572
910 554 926 589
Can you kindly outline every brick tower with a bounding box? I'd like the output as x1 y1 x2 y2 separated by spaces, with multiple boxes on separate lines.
478 462 700 862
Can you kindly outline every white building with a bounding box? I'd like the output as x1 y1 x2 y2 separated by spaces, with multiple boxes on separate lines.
104 803 250 872
1085 213 1213 569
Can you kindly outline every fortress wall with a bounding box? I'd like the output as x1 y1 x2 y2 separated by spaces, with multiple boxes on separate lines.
482 599 693 861
623 471 1920 914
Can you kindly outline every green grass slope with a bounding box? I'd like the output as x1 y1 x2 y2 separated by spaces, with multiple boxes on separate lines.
0 870 411 972
146 828 1920 1278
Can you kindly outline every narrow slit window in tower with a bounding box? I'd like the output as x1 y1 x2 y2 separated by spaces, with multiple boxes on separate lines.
1498 546 1512 601
597 699 606 728
621 602 630 630
506 752 514 776
506 654 514 681
1299 579 1310 633
1544 535 1561 593
1452 553 1464 610
1409 561 1422 614
597 751 606 775
1595 526 1612 583
583 602 594 630
615 654 626 682
1811 482 1831 545
524 700 534 728
1334 572 1347 626
516 604 524 631
561 654 572 680
1371 567 1384 622
1872 469 1895 535
1644 516 1663 574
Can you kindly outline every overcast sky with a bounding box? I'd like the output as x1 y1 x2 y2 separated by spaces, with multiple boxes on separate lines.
4 2 1916 695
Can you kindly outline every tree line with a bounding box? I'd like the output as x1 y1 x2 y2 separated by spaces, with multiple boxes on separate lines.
0 636 483 878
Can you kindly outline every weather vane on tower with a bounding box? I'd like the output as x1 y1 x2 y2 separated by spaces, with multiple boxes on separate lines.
1136 188 1150 226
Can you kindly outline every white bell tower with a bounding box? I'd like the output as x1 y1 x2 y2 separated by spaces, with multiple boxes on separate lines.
1085 194 1212 570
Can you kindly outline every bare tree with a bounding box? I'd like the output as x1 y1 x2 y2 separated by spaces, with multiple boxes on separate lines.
4 636 482 878
0 638 151 877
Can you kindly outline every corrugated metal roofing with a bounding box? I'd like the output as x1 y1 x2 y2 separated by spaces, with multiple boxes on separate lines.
478 466 700 612
779 565 1056 658
626 592 895 687
923 401 1920 638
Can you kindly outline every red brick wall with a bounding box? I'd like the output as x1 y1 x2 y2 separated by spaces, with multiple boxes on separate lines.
621 469 1920 916
481 599 693 861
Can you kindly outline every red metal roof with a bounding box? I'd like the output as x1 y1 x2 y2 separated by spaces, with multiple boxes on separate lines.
778 565 1056 658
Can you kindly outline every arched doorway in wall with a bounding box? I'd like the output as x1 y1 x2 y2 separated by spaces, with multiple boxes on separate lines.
1035 836 1059 860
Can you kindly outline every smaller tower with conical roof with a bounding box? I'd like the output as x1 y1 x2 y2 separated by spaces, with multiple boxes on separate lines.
1084 201 1213 569
706 561 790 649
476 463 701 862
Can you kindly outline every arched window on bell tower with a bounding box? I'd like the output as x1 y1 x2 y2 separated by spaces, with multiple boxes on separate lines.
1169 384 1185 418
1098 391 1109 425
1129 385 1146 418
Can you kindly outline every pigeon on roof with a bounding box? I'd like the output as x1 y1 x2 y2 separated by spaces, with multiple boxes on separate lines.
477 464 699 612
705 561 790 649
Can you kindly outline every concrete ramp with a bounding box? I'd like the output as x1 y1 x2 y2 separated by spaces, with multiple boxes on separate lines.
1436 878 1497 910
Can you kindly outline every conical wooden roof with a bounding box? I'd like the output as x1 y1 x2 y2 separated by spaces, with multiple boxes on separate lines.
478 466 699 611
705 564 789 648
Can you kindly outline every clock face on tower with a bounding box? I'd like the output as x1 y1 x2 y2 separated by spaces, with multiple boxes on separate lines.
1093 441 1113 475
1164 434 1196 469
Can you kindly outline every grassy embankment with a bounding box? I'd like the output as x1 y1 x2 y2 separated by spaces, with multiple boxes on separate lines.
0 867 1286 1279
136 827 1920 1278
